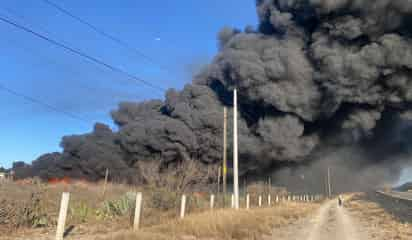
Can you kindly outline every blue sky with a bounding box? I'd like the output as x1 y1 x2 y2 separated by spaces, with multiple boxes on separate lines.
1 1 411 185
0 0 257 168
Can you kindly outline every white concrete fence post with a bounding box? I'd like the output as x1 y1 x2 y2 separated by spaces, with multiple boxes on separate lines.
180 194 186 219
55 192 70 240
246 194 250 209
231 194 235 208
133 192 143 231
258 195 262 207
268 195 271 206
275 195 279 203
210 194 215 210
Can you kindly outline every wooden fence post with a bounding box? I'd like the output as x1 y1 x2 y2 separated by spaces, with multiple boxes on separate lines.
246 194 250 209
210 194 215 209
55 192 70 240
102 168 109 198
133 192 143 230
180 194 186 219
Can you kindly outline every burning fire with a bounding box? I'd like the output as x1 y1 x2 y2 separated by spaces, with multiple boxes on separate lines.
48 176 71 184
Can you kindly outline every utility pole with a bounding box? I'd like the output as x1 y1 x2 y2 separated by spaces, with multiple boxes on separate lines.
324 173 328 199
217 166 221 194
223 107 227 195
327 167 332 198
233 89 239 209
244 178 247 194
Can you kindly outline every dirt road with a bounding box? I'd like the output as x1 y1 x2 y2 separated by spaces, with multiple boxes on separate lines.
272 200 371 240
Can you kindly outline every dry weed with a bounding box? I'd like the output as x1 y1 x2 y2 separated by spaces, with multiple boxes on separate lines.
346 193 412 240
107 202 318 240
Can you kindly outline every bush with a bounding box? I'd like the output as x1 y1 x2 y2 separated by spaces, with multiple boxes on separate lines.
98 192 135 219
147 188 179 211
70 201 92 223
0 192 49 229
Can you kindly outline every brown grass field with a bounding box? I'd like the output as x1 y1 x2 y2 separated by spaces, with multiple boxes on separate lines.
0 180 319 240
346 193 412 240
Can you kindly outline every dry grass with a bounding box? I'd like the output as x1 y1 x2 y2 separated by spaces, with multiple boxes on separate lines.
346 193 412 240
0 180 209 239
104 202 319 240
0 181 320 240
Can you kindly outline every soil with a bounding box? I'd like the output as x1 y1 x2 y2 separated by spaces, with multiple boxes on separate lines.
269 199 370 240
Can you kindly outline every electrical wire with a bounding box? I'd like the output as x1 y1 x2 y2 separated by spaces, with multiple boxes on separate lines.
41 0 172 73
0 83 89 123
0 14 167 92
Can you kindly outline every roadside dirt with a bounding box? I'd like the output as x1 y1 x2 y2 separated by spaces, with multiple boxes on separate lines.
270 199 371 240
346 193 412 240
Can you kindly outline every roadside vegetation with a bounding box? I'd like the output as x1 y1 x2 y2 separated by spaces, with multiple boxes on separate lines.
106 203 318 240
0 180 318 240
0 180 192 239
346 193 412 240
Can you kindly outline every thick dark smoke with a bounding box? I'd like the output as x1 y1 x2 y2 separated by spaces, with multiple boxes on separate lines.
14 0 412 192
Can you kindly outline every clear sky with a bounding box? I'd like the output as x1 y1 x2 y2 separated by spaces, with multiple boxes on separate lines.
0 0 258 168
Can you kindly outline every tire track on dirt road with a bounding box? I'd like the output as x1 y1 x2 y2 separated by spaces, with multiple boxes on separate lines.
272 200 371 240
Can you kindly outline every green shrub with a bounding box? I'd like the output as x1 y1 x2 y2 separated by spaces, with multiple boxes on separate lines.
70 201 91 223
16 193 49 228
98 192 135 219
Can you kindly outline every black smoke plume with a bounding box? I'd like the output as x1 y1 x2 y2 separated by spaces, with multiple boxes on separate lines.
14 0 412 192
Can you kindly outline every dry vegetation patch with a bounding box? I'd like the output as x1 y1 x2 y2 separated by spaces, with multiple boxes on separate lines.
1 181 320 240
346 193 412 240
0 181 207 239
106 202 319 240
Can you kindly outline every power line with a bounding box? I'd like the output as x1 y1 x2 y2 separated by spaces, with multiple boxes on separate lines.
41 0 171 73
0 14 167 93
0 14 225 122
0 83 89 123
0 6 152 106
